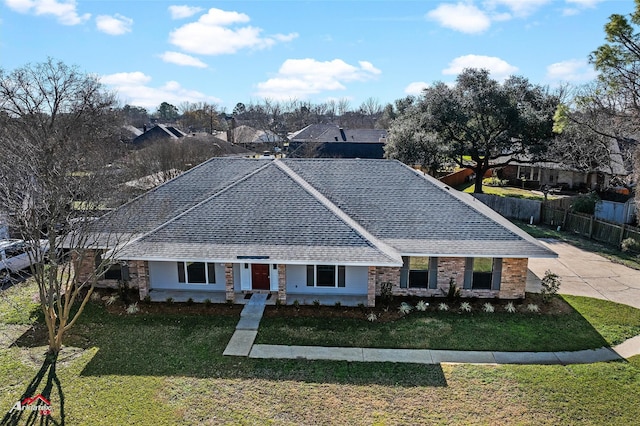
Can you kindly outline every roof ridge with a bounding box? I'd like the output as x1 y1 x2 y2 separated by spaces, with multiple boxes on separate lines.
274 159 402 264
118 160 274 249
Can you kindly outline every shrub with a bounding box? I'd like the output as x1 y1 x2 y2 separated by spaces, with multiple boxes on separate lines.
438 302 449 312
527 303 540 313
541 270 561 303
292 299 300 309
275 298 283 307
459 302 472 312
399 302 413 315
416 300 429 311
621 238 640 253
444 278 461 300
380 281 393 306
90 292 101 302
186 297 194 306
165 297 173 304
357 303 365 310
142 295 151 304
105 295 118 306
482 303 494 313
126 303 139 314
334 301 342 307
484 177 508 187
367 312 378 322
203 298 212 307
312 299 320 307
505 302 516 313
570 192 600 214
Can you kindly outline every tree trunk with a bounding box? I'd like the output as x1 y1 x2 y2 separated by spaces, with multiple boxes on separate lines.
473 166 484 193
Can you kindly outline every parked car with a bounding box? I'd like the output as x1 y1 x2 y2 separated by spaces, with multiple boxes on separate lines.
0 239 49 284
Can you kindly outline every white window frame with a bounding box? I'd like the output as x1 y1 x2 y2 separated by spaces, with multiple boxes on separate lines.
306 265 346 288
177 261 216 284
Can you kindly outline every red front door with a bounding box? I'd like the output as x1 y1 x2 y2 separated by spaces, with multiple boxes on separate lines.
251 264 270 290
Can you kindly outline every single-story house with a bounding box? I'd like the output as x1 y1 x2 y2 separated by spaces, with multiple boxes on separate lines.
288 125 387 158
130 124 188 146
499 141 629 190
76 158 556 306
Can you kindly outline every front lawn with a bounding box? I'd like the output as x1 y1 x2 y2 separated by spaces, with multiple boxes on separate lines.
255 296 640 351
1 280 640 424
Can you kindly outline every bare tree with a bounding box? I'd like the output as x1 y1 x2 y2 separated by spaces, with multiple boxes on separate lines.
0 58 128 355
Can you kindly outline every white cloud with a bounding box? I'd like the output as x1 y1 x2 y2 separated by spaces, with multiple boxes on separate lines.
426 3 491 34
562 0 604 15
404 82 430 95
169 7 297 55
545 59 597 83
101 72 221 109
159 51 208 68
255 58 381 100
5 0 90 25
96 14 133 35
168 5 203 19
485 0 552 18
443 55 518 80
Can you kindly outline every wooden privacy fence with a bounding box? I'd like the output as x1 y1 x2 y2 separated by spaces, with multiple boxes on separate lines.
542 205 640 246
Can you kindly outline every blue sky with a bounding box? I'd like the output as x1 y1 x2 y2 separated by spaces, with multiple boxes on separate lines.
0 0 634 113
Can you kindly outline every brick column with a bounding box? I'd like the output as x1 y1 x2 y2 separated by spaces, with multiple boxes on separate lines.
72 249 98 283
499 258 528 299
367 266 376 307
436 257 466 290
130 260 149 299
225 263 234 303
277 264 286 304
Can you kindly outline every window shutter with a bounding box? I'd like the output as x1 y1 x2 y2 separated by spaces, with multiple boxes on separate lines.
207 263 216 284
463 258 473 289
177 262 185 283
400 256 409 288
491 258 502 290
428 257 438 289
306 265 314 286
338 266 346 287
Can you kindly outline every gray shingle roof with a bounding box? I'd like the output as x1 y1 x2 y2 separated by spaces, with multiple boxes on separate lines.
111 158 556 264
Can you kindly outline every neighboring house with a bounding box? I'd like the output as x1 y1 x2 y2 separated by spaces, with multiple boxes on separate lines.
288 124 387 158
119 125 143 144
75 158 556 306
130 124 188 146
500 141 629 190
223 125 283 145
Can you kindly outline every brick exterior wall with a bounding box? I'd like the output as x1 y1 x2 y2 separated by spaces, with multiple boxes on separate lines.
225 263 234 302
367 266 376 307
72 249 96 284
498 258 528 299
373 257 528 300
129 260 149 298
277 264 287 304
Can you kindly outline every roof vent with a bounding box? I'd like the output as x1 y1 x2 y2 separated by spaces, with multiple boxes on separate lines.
339 128 346 141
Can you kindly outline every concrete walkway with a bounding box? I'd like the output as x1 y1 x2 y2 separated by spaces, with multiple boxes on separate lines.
222 293 267 357
249 344 624 365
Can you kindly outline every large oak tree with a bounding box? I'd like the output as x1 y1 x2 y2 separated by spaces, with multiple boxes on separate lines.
387 68 559 193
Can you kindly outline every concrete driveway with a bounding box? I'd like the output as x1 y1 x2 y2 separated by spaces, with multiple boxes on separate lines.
528 238 640 309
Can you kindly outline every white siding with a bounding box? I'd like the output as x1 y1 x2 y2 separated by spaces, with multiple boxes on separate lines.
286 265 368 295
148 261 226 291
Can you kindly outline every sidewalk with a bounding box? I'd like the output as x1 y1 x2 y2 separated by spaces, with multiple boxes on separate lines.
248 343 630 365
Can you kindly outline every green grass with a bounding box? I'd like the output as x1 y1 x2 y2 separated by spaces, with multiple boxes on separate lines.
517 222 640 271
2 280 640 424
256 296 640 351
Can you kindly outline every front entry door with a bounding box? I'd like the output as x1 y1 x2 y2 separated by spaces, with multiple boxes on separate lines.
251 264 270 290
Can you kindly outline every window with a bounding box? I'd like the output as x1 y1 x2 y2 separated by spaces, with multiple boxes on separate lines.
464 258 502 290
409 257 429 288
400 257 437 289
177 261 216 284
306 265 346 287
